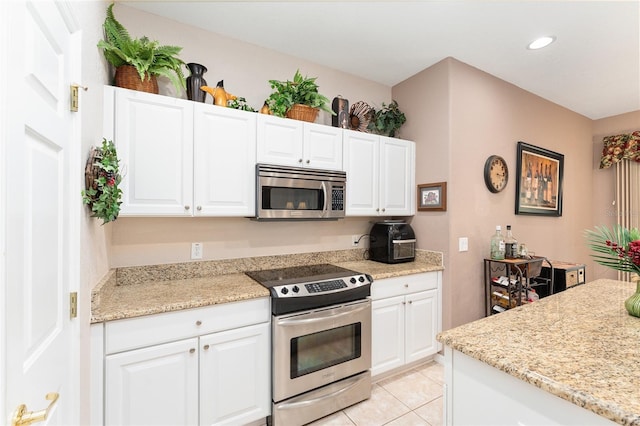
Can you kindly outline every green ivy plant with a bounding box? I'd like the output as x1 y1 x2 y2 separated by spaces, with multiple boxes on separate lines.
368 100 407 138
227 97 257 112
266 70 334 117
82 138 122 225
97 3 186 92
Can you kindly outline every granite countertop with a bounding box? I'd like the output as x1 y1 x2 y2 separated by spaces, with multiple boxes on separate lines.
437 279 640 426
91 249 443 323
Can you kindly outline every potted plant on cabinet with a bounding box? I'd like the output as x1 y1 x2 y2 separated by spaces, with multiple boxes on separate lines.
266 70 334 122
97 3 186 94
368 100 406 137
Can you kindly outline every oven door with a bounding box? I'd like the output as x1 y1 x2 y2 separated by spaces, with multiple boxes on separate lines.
272 299 371 402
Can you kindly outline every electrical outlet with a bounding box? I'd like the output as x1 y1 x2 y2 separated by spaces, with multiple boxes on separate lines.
352 235 361 247
191 242 203 259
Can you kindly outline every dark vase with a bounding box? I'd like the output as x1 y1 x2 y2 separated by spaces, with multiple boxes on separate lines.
186 63 207 102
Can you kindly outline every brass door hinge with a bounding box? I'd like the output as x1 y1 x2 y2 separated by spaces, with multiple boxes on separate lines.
70 292 77 319
70 84 87 112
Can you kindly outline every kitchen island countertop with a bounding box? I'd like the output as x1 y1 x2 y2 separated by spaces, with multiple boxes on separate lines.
91 250 443 323
437 278 640 425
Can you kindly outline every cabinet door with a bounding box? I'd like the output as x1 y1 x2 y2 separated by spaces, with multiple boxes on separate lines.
256 114 303 167
380 137 415 216
115 88 194 216
343 130 380 216
105 338 199 426
194 104 256 216
405 289 439 363
303 122 343 170
371 296 405 377
199 322 270 426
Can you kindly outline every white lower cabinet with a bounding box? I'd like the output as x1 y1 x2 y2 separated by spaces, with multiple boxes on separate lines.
371 272 441 377
105 338 200 426
95 298 270 426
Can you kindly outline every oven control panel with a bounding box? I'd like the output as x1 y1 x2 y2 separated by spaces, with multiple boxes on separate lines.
272 275 370 298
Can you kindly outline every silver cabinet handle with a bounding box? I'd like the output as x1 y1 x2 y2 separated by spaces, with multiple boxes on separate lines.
195 320 202 326
298 158 303 163
203 344 210 350
196 206 202 211
189 348 195 354
185 205 190 211
306 159 310 164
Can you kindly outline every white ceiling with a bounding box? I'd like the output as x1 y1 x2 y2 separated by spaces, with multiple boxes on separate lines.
121 1 640 120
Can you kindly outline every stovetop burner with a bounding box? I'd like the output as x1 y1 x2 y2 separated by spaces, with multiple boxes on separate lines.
245 264 372 315
245 264 361 287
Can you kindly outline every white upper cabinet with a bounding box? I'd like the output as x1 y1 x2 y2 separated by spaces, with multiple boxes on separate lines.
302 122 343 170
380 136 415 216
343 130 380 215
105 86 256 217
343 130 415 216
193 104 256 216
112 87 194 216
257 114 343 170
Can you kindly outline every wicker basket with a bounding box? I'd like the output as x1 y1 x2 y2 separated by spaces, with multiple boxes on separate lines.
115 65 159 94
286 104 319 123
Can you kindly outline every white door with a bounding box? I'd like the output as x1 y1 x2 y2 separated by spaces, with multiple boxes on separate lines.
2 1 80 425
193 104 256 216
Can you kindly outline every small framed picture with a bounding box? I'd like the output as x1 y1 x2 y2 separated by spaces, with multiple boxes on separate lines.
418 182 447 211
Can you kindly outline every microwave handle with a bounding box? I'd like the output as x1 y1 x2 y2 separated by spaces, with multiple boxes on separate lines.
321 181 328 217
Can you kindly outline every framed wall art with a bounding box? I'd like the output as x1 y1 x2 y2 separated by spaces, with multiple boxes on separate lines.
515 141 564 216
418 182 447 211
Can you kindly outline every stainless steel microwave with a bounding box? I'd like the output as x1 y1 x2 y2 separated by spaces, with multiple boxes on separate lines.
254 164 346 220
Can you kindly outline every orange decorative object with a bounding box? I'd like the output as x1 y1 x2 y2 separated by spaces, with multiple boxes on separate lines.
200 80 237 106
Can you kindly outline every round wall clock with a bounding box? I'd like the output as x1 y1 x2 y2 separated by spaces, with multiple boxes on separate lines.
484 155 508 193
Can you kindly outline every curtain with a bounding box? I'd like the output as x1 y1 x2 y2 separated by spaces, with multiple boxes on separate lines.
615 159 640 281
599 130 640 169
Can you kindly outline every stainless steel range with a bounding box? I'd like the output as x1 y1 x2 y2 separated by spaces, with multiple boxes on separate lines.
246 264 373 426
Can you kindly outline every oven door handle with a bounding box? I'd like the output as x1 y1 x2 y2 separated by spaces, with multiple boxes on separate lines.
275 373 363 410
277 301 370 326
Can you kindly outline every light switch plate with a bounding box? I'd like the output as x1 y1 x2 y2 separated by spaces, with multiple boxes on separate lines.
458 237 469 252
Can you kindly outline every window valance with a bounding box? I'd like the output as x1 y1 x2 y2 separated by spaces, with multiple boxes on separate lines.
599 130 640 169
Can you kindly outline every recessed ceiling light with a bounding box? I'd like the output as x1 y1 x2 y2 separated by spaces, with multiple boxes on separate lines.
527 36 556 50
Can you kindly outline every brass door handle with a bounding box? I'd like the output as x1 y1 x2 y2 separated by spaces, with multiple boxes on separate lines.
12 392 59 426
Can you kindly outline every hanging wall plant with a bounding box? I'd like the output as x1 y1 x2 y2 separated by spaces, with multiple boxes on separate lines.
82 138 122 225
368 100 407 138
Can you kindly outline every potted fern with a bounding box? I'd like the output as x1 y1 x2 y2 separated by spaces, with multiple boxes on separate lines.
98 3 186 94
266 70 334 122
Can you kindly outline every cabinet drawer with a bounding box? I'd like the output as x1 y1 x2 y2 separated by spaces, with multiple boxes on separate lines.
371 272 439 300
105 297 270 354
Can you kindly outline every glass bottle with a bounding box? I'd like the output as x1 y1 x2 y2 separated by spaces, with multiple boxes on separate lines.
505 225 518 259
490 226 505 260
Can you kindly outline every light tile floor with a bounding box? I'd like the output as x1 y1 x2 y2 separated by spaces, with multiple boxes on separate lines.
309 361 444 426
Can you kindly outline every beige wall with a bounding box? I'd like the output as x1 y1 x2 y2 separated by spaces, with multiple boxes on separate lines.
394 58 600 329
